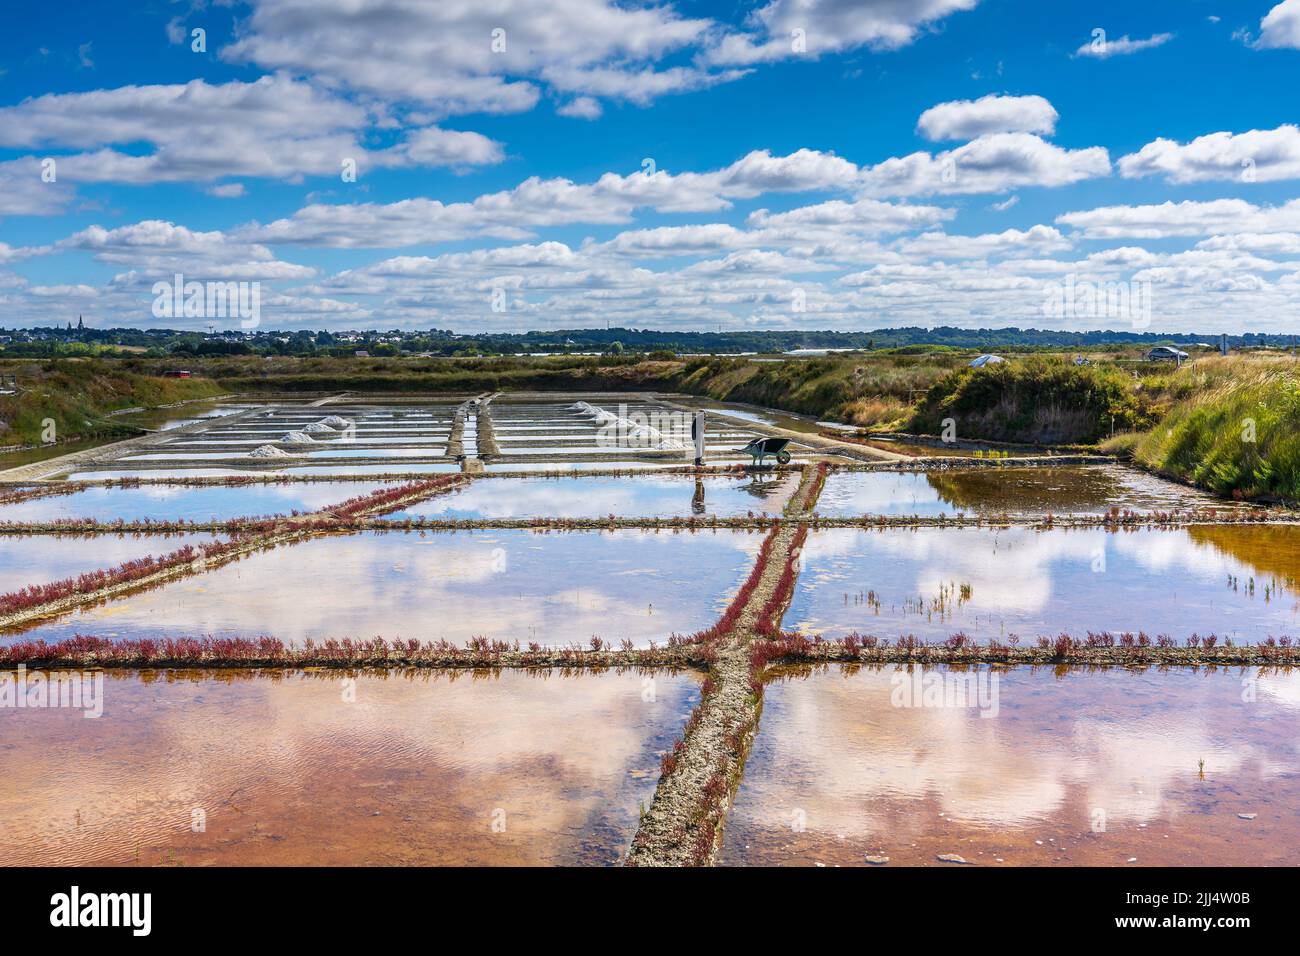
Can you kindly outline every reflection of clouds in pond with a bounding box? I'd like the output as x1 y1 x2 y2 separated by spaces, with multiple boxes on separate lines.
815 466 1241 517
906 529 1097 614
801 527 1101 615
9 530 762 648
0 669 699 865
0 483 386 522
734 667 1300 843
396 476 796 519
816 473 944 515
1109 530 1238 578
793 527 1300 639
0 533 223 593
1256 671 1300 714
410 483 648 519
767 674 1070 830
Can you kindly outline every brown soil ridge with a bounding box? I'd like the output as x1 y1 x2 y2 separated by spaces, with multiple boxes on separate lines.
476 396 501 456
4 644 706 671
750 640 1300 667
8 636 1289 670
656 397 908 464
624 466 822 867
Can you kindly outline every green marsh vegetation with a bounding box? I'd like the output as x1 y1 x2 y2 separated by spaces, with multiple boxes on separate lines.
1125 357 1300 501
0 358 225 450
908 356 1156 445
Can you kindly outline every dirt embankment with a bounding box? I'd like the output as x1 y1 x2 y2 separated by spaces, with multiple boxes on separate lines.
0 360 226 449
625 466 823 866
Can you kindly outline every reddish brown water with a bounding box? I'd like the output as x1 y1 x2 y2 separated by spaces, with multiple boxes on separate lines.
720 664 1300 866
0 667 700 866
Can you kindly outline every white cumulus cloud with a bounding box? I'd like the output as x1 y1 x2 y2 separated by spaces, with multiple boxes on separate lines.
916 94 1058 141
1257 0 1300 49
1119 125 1300 183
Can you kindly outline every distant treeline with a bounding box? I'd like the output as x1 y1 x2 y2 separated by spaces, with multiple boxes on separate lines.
422 327 1230 353
1 324 1280 358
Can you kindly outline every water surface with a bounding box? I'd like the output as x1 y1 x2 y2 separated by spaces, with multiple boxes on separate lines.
788 526 1300 643
8 529 762 647
63 464 462 480
0 533 224 595
720 664 1300 866
815 465 1246 517
385 474 799 520
0 668 699 866
0 483 388 523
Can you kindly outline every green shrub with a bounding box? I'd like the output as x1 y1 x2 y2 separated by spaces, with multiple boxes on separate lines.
908 357 1151 444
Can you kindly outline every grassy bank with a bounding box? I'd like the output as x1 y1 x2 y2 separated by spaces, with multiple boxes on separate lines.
673 354 957 426
1124 358 1300 501
0 358 225 448
180 352 957 428
908 356 1155 444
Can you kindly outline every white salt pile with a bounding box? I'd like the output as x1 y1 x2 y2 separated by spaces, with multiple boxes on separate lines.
303 422 337 434
627 423 686 450
249 444 291 458
280 431 316 443
318 415 354 429
582 401 687 450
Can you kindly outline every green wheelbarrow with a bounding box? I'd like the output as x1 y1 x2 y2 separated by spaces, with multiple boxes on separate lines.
739 436 792 468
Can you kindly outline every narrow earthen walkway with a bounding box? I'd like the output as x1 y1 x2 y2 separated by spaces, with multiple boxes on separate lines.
625 466 822 866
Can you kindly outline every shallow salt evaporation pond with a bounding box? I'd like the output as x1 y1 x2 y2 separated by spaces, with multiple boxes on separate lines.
787 525 1300 643
814 464 1251 517
482 459 757 472
719 664 1300 866
0 668 701 865
120 446 448 461
6 528 763 647
0 533 225 595
61 463 463 480
0 481 393 524
384 473 800 520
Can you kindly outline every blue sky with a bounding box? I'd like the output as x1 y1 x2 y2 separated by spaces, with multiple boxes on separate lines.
2 0 1300 333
